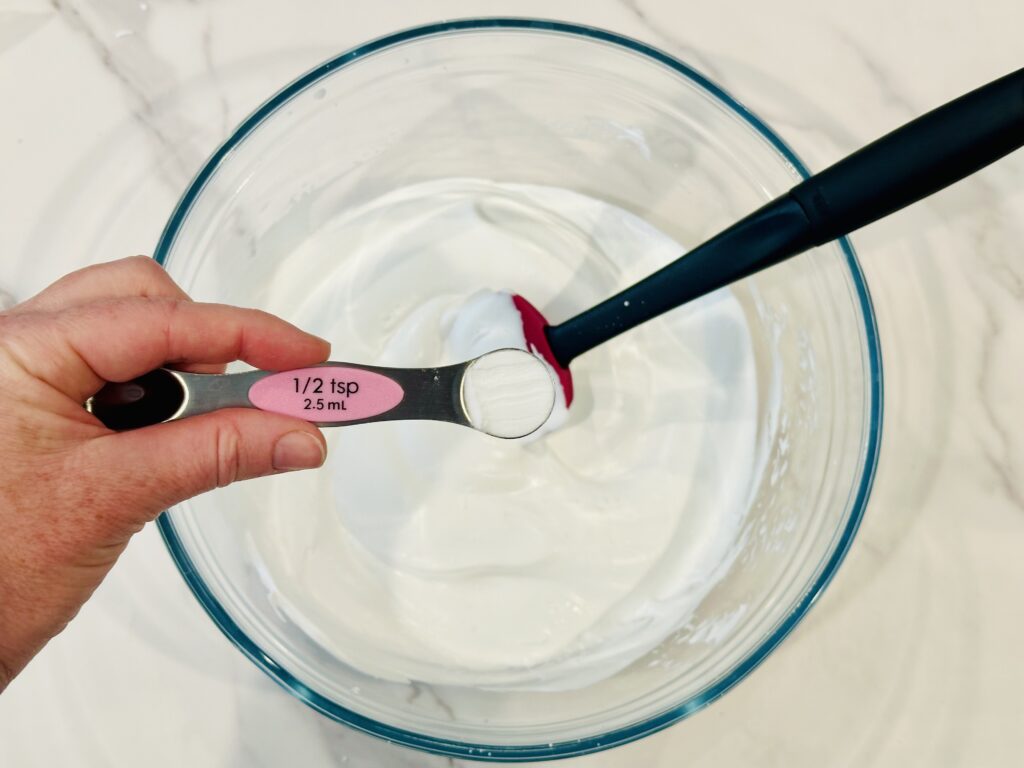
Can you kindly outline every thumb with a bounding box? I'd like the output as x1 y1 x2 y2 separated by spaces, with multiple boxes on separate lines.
83 409 327 525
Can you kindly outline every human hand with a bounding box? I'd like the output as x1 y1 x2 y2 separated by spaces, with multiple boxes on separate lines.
0 257 330 690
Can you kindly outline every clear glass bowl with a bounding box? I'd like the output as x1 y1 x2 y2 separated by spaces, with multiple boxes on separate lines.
155 19 882 761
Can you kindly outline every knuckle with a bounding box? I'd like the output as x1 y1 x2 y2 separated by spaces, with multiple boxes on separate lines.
120 255 183 295
125 255 169 282
247 308 277 325
0 313 47 377
123 254 159 272
213 421 244 488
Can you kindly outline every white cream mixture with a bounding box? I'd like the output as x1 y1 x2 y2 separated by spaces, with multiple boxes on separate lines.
248 179 759 691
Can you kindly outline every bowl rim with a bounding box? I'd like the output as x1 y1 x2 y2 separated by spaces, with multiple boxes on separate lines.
153 17 884 762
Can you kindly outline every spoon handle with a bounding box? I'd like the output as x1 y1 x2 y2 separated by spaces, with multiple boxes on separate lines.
87 362 469 431
547 65 1024 366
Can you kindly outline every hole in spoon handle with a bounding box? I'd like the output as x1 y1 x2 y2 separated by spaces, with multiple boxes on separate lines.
88 369 186 430
248 366 405 423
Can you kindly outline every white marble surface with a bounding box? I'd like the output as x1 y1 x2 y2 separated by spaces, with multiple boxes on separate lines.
2 1 1023 765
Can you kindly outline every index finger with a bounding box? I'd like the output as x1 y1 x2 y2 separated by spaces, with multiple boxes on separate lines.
14 256 190 314
22 298 331 402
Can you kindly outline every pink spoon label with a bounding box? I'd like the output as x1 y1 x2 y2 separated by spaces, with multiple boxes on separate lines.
248 366 404 423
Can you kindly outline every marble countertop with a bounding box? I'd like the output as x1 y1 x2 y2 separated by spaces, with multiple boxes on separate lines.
2 1 1022 765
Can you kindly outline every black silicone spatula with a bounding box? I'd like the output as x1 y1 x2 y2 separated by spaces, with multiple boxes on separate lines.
512 66 1024 405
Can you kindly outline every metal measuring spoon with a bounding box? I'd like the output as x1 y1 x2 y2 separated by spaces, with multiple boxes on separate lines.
86 348 556 440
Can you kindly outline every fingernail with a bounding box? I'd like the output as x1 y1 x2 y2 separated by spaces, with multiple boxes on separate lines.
273 431 326 471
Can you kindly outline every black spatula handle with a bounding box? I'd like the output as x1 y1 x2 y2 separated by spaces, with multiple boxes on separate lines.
792 65 1024 245
547 66 1024 366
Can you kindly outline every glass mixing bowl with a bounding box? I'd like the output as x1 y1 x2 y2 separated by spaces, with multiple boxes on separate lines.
155 19 882 761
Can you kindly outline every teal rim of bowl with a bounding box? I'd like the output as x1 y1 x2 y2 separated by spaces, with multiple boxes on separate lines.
153 18 884 763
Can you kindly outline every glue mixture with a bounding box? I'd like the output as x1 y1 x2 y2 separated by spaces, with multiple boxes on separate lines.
245 178 760 691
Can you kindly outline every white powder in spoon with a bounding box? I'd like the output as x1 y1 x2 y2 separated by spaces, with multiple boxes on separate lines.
461 349 555 438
